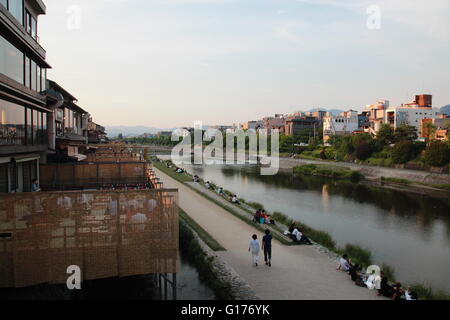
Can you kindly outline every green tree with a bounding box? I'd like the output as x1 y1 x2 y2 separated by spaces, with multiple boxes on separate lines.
376 124 395 146
423 141 450 167
391 140 419 164
118 133 123 140
422 122 437 145
394 124 418 142
355 141 374 160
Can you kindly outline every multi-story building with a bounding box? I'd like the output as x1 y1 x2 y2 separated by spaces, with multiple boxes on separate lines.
323 110 359 143
363 99 389 136
1 0 51 192
87 118 107 144
242 120 263 131
385 95 440 136
263 114 286 131
46 80 89 162
285 116 320 136
421 114 450 141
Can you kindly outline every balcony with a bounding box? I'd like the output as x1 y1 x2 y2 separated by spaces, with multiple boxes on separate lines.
0 5 47 59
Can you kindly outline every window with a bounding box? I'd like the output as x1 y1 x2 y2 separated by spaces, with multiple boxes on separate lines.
26 107 32 144
7 0 24 25
0 99 26 146
32 109 38 143
31 16 37 40
37 66 41 92
41 68 46 92
31 60 36 90
0 34 24 84
26 10 31 34
24 55 30 88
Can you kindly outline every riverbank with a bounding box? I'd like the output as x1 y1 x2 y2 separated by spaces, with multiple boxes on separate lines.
154 158 450 299
153 164 384 300
278 156 450 197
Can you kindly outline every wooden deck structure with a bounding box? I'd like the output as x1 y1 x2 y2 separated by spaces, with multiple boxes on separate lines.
40 162 152 191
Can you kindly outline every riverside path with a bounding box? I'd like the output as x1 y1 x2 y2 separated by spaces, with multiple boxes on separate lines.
155 168 383 300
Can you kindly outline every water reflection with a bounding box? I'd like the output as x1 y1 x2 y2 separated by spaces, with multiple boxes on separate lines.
181 163 450 292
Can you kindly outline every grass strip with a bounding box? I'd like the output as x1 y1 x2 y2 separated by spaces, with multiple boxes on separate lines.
178 208 226 252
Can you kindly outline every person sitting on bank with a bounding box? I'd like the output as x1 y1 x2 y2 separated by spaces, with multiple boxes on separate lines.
404 287 418 300
193 175 200 182
253 209 261 223
365 270 379 290
31 179 41 192
217 187 225 196
336 254 353 272
392 283 405 301
260 211 267 224
349 264 362 280
231 195 240 205
266 214 275 225
293 228 312 245
205 181 212 189
377 272 394 298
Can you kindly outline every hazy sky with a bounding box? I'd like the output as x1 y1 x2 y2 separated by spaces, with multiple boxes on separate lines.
40 0 450 128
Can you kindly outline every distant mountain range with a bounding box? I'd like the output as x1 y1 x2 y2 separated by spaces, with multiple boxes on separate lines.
105 126 172 138
441 105 450 116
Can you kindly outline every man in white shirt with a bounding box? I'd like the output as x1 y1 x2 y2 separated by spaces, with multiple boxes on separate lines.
337 254 352 272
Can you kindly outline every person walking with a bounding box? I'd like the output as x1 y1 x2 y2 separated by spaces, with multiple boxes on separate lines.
248 234 260 267
262 229 273 267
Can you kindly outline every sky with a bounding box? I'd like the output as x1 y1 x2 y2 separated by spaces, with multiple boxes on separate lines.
39 0 450 128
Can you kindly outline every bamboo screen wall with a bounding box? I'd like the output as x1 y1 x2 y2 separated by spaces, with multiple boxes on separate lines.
0 189 178 288
40 162 151 190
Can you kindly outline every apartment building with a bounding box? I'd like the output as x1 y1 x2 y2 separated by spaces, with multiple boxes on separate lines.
363 99 389 136
285 116 320 136
0 0 50 192
323 110 359 143
385 95 440 136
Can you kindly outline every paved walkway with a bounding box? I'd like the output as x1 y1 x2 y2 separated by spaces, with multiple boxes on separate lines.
155 168 383 300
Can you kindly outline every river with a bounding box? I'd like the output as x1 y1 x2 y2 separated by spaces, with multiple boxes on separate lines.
175 161 450 292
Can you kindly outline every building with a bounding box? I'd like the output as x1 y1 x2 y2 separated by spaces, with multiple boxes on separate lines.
363 99 389 136
242 120 263 131
285 116 320 136
263 114 286 131
1 0 51 192
385 95 440 136
421 114 450 141
304 110 327 122
87 118 107 144
323 110 359 143
46 79 89 162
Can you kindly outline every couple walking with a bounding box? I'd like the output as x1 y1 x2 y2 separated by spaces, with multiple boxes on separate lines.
248 229 272 267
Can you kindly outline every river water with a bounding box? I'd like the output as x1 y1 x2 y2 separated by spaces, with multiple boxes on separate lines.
177 162 450 292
